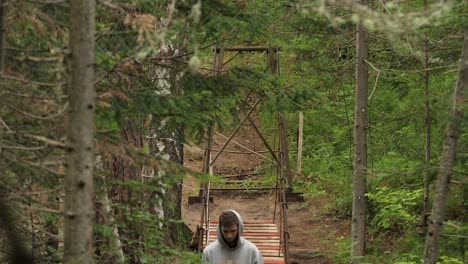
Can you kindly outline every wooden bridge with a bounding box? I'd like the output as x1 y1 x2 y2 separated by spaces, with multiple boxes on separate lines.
191 46 304 264
203 220 285 264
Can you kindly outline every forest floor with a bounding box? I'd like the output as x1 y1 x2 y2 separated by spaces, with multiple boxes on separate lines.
181 115 350 264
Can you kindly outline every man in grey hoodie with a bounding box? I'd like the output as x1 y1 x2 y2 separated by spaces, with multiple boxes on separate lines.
202 210 263 264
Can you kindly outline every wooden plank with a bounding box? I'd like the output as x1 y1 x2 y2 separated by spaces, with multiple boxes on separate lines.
208 225 278 229
206 239 280 244
201 218 284 264
234 228 279 231
260 250 283 256
207 220 274 224
208 226 278 230
257 245 282 250
209 186 277 191
203 243 282 248
214 46 281 52
209 223 277 227
208 231 279 236
264 257 285 264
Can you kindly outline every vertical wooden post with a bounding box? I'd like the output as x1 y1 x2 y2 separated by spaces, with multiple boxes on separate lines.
297 111 303 176
268 47 292 188
198 46 224 252
0 0 7 76
269 46 290 264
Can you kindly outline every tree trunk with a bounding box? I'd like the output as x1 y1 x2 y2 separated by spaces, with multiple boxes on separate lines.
351 0 369 262
147 43 185 245
110 122 143 263
63 0 95 263
96 156 124 264
421 0 432 231
423 28 468 264
0 0 7 76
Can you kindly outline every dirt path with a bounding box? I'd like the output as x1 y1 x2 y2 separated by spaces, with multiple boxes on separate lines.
181 122 349 264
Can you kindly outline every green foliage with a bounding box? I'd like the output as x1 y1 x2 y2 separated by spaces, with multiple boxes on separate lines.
3 0 467 262
189 0 277 44
360 227 423 263
437 256 464 264
331 236 352 263
437 221 468 262
367 187 422 233
94 178 200 263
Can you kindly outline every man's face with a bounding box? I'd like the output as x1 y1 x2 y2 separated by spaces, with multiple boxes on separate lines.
221 224 238 243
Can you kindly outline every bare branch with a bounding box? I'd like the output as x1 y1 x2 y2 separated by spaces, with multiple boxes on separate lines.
6 102 68 120
99 0 125 12
2 74 66 87
36 229 63 241
440 234 468 239
24 161 65 176
13 56 60 62
2 89 66 101
0 145 46 151
24 133 65 147
6 186 64 200
0 117 12 132
18 204 62 214
28 0 66 4
364 59 382 101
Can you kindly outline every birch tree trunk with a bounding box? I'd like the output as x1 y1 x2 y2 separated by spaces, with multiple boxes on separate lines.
145 1 187 244
147 42 185 245
423 28 468 264
351 0 369 262
63 0 95 263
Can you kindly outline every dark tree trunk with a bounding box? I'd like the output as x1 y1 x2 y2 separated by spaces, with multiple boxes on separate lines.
423 28 468 264
420 0 432 233
110 122 144 264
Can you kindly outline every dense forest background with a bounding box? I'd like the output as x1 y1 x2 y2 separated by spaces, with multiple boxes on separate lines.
0 0 466 263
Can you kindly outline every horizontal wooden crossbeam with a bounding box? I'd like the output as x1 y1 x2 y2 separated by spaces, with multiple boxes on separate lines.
214 46 281 52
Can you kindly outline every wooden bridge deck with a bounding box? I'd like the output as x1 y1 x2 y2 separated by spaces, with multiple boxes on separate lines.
202 220 284 264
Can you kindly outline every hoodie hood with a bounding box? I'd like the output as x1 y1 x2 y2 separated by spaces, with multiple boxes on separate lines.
217 210 244 249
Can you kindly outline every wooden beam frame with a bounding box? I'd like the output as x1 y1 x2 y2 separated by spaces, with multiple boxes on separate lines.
214 46 281 52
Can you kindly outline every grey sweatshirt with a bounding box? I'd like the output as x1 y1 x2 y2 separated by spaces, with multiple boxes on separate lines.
202 210 264 264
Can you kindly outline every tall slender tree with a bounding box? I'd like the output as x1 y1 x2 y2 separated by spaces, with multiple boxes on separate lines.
147 1 188 237
351 0 369 262
421 0 432 232
423 28 467 264
63 0 95 262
